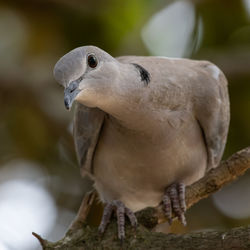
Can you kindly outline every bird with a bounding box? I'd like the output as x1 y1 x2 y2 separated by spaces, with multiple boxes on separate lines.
53 45 230 240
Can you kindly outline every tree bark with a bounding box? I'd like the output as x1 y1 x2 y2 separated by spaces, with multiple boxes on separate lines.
34 223 250 250
33 147 250 249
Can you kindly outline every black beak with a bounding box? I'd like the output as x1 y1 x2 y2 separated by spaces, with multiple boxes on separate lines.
64 95 71 110
64 80 80 110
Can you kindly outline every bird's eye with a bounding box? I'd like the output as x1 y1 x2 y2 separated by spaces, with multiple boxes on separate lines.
87 54 98 68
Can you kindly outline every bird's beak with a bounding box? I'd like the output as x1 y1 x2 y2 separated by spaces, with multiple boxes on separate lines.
64 80 81 110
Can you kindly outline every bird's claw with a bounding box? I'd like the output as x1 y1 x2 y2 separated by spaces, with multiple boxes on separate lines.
163 182 187 226
98 200 137 240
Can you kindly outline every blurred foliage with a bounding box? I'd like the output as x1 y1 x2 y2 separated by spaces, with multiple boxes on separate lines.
0 0 250 248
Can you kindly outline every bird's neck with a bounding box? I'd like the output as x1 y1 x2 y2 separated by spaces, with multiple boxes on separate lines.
95 63 154 132
98 92 167 136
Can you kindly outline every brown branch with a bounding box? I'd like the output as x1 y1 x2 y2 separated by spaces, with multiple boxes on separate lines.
33 146 250 250
68 191 97 232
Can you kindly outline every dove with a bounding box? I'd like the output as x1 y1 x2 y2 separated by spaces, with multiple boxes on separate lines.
53 45 230 240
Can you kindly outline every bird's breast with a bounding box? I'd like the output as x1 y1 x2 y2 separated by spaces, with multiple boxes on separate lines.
92 112 207 211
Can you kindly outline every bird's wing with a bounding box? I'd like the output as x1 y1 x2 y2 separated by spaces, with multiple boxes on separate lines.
193 63 230 170
73 102 105 176
117 56 230 170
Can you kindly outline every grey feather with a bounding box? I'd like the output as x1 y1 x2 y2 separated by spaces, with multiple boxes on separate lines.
193 62 230 170
116 56 230 171
73 103 105 176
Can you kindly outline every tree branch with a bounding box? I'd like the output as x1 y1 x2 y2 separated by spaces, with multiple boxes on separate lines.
33 146 250 249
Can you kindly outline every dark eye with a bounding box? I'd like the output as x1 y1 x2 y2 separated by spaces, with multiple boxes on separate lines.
87 54 98 68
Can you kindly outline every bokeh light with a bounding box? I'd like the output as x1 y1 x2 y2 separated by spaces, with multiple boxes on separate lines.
0 161 57 250
142 0 202 57
213 173 250 219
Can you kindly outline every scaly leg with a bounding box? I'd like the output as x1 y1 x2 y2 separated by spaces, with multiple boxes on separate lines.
163 182 187 226
98 200 137 240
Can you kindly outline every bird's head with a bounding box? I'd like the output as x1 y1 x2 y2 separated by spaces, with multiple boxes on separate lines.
53 46 119 110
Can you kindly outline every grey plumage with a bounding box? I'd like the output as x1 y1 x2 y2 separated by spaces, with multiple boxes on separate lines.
73 104 105 174
54 45 230 234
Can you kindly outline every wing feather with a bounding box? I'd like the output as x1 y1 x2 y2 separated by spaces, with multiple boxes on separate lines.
73 103 105 176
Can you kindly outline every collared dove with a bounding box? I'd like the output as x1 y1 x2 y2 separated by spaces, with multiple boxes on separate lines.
53 46 230 240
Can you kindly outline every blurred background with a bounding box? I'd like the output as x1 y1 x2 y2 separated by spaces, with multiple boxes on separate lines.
0 0 250 249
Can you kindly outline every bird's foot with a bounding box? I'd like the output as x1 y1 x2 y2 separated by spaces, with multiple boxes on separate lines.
163 182 187 226
98 200 137 241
